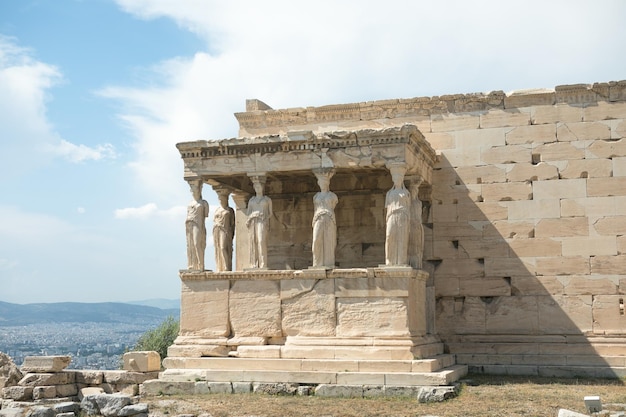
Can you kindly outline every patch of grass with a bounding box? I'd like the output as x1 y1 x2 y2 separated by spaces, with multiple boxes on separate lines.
145 375 626 417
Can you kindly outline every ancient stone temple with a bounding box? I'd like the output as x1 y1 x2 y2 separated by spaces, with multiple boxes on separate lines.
164 80 626 387
164 124 466 388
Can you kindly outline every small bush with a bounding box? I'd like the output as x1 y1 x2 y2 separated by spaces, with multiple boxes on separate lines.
132 316 179 360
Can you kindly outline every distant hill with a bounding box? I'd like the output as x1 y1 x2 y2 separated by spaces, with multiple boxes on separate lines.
0 301 179 326
126 298 180 310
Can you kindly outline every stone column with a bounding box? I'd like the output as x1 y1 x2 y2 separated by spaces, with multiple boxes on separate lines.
406 175 425 269
246 174 272 269
212 186 235 272
384 163 410 266
231 192 250 272
311 168 338 268
185 179 209 271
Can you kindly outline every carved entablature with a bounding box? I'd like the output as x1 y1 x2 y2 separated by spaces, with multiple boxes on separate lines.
176 124 436 194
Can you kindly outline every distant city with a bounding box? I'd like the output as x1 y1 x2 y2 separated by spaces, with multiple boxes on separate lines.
0 299 179 370
0 321 163 370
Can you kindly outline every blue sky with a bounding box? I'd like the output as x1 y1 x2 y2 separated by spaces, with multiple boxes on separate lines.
1 0 625 304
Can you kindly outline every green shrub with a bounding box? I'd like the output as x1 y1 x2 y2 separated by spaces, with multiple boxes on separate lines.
132 316 179 360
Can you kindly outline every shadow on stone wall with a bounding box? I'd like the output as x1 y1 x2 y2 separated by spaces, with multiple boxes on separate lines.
425 154 624 379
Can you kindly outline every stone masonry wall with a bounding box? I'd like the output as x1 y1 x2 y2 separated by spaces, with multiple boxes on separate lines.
235 81 626 376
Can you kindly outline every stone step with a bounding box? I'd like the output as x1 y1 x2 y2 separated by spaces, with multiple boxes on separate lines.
457 353 626 368
158 364 468 387
467 364 626 379
162 354 456 373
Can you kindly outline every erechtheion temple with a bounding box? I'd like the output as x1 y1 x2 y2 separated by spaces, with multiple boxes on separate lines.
163 81 626 389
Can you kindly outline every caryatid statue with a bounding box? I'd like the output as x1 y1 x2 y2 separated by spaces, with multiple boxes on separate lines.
407 176 425 269
185 179 210 271
212 188 235 272
312 168 338 268
246 175 272 269
385 163 411 266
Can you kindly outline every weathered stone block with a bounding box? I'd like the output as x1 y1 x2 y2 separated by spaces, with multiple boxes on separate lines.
481 182 532 202
167 344 230 358
485 296 539 334
561 236 617 257
337 297 409 337
432 222 483 240
281 278 335 337
314 384 363 398
561 196 625 218
506 162 558 182
591 254 626 274
436 297 486 335
484 257 535 276
20 356 71 373
2 386 32 401
0 353 22 389
457 202 508 221
32 386 56 400
506 199 560 220
510 276 563 295
55 383 78 397
456 239 510 258
454 127 508 149
535 257 590 276
483 220 534 239
480 109 530 129
537 295 592 334
508 238 561 257
532 178 587 200
439 147 482 167
180 279 230 337
102 370 157 384
535 217 589 238
431 113 479 132
123 351 161 372
432 183 482 204
139 380 195 396
586 138 626 159
19 372 74 387
506 123 557 145
431 204 457 222
556 121 611 141
459 277 511 297
75 370 103 385
505 91 554 108
424 132 455 150
436 259 484 278
230 280 282 338
533 142 584 161
531 104 582 125
481 144 532 164
587 177 626 197
557 158 612 179
583 101 626 122
434 276 460 297
592 295 626 334
455 164 506 184
562 275 618 295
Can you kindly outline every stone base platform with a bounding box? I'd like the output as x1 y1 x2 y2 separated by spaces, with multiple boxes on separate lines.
448 335 626 379
160 355 467 387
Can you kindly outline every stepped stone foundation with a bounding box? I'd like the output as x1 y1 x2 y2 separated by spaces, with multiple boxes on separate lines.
168 80 626 384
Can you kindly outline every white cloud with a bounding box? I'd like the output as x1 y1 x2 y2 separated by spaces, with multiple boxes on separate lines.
0 258 18 270
106 0 626 205
50 140 117 163
0 36 116 176
114 203 187 220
